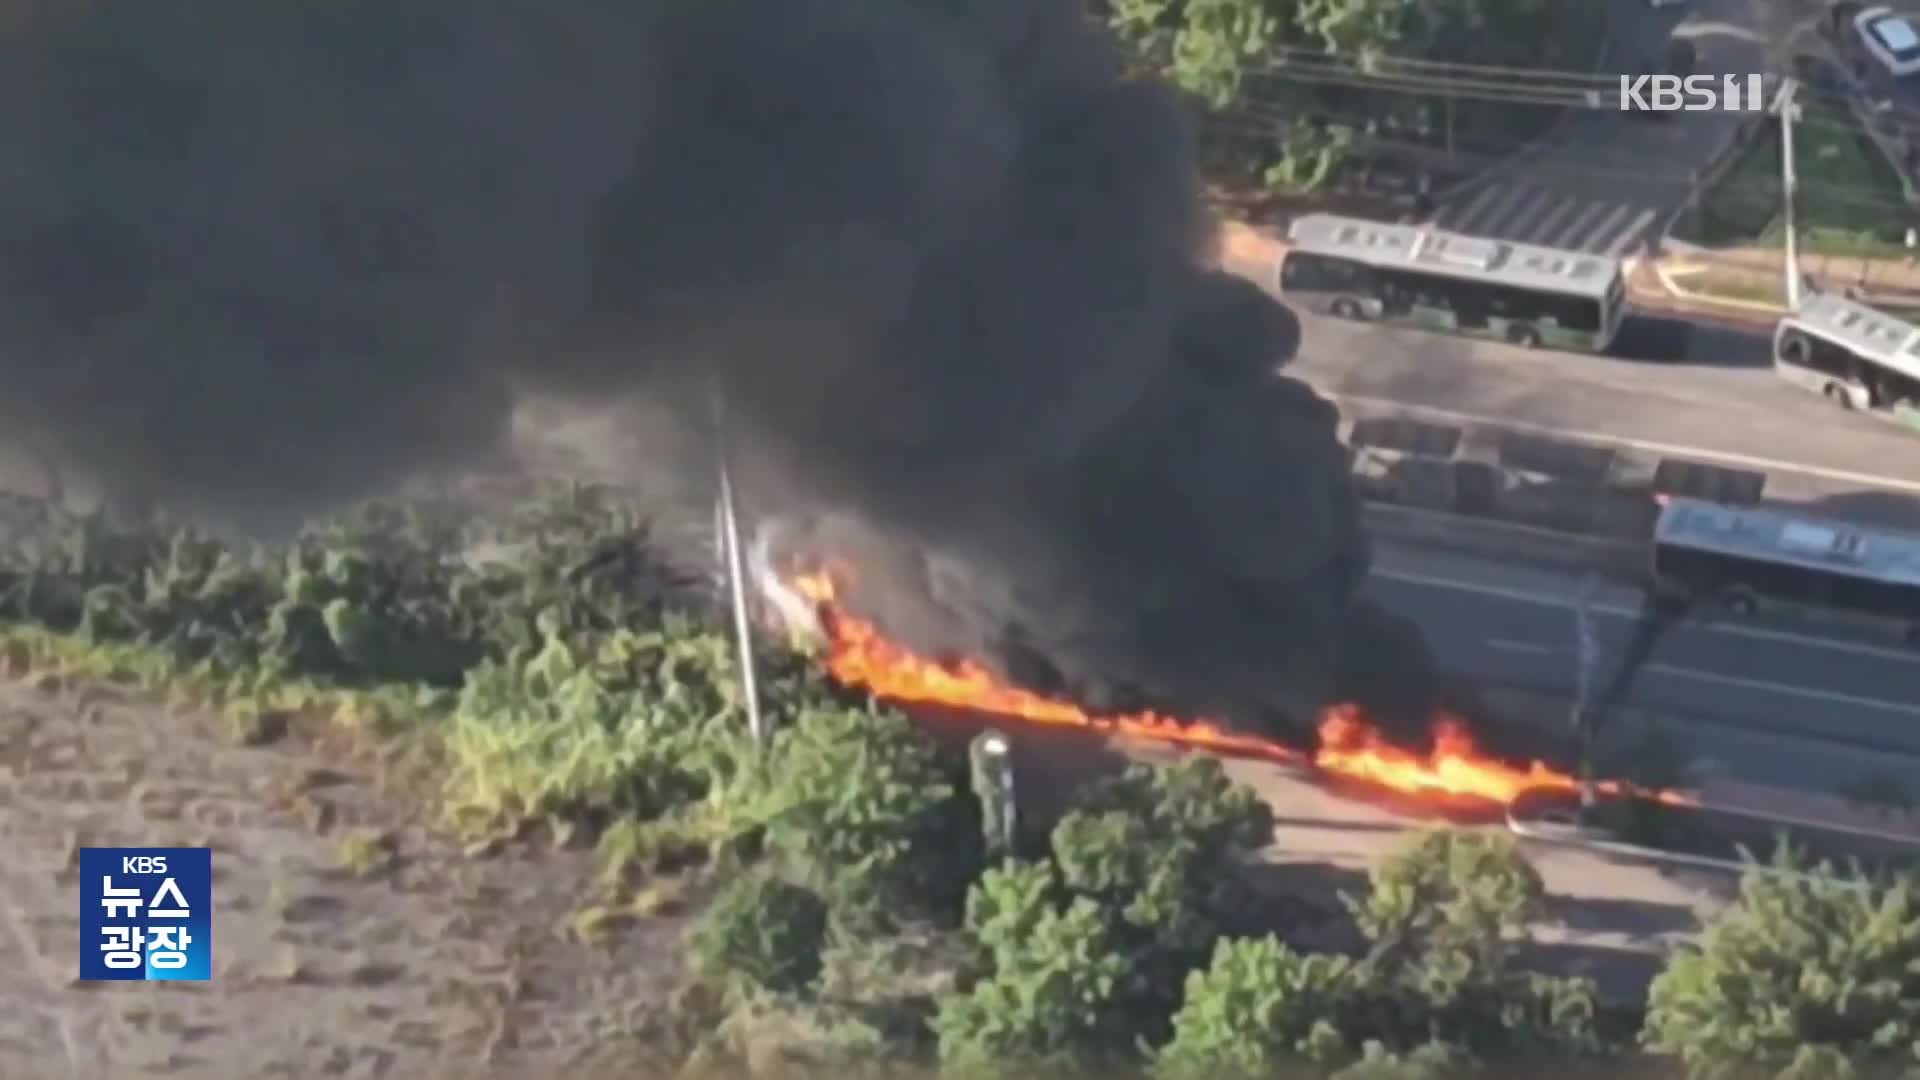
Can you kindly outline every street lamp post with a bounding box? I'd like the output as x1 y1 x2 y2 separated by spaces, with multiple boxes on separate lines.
1571 574 1602 819
1776 78 1804 310
712 383 766 747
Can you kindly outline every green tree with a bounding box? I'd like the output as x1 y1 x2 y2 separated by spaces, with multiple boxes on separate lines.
1645 844 1920 1080
753 703 974 921
689 872 832 996
1346 830 1603 1058
934 866 1130 1075
1153 934 1355 1078
1052 757 1276 1023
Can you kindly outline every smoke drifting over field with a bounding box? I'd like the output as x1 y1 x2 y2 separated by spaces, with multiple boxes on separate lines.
0 0 1431 741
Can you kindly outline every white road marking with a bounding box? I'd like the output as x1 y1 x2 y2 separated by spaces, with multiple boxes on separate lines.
1371 564 1920 664
1602 209 1658 257
1328 393 1920 498
1571 203 1632 252
1445 185 1504 233
1487 637 1554 656
1642 662 1920 718
1528 198 1583 247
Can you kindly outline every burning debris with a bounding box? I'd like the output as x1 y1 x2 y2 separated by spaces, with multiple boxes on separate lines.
787 568 1693 809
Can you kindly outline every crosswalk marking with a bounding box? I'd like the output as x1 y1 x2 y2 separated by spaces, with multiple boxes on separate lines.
1528 197 1584 243
1427 178 1665 258
1571 203 1632 250
1487 186 1555 236
1603 208 1658 256
1445 184 1504 231
1552 202 1611 248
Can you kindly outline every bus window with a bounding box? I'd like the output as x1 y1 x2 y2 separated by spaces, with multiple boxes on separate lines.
1778 330 1859 379
1280 252 1367 291
1870 365 1920 408
1539 293 1601 332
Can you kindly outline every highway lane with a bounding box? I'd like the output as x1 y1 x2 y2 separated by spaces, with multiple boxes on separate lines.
1363 541 1920 790
1285 312 1920 492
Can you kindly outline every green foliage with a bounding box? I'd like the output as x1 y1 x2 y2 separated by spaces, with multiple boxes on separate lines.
690 872 832 995
934 890 1130 1075
1346 830 1602 1059
1102 0 1606 194
1153 935 1355 1078
752 703 975 920
1644 844 1920 1080
1349 829 1543 976
1062 756 1274 937
1330 1040 1479 1080
439 624 759 835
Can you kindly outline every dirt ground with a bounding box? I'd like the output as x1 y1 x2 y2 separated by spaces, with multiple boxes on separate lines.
0 677 689 1080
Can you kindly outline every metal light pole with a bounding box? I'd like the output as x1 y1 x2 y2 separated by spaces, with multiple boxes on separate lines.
712 383 765 746
1777 78 1804 310
1571 574 1602 818
970 730 1017 861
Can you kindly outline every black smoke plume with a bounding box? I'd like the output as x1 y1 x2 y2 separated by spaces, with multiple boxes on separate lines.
0 0 1431 744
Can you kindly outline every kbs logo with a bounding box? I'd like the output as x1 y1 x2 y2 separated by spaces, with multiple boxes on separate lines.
78 847 212 982
1619 74 1767 112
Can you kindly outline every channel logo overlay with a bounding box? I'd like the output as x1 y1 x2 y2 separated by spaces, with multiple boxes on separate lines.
79 847 212 981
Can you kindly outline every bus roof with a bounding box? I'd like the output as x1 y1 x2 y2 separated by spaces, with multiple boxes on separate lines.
1780 290 1920 382
1284 213 1622 300
1654 496 1920 586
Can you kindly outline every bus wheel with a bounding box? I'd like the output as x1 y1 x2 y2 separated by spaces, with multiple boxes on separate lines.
1823 383 1855 410
1507 324 1541 349
1331 297 1364 320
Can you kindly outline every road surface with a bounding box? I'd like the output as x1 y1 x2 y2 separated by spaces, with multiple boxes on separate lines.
1364 539 1920 793
1286 311 1920 495
1431 0 1774 255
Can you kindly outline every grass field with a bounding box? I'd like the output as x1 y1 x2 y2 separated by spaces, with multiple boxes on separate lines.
1690 97 1916 256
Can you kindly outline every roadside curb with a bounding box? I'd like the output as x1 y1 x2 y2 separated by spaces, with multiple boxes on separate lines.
1648 259 1788 316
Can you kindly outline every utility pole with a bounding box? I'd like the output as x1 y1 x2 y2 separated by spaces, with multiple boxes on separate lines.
1776 78 1804 310
1571 574 1602 819
713 383 766 746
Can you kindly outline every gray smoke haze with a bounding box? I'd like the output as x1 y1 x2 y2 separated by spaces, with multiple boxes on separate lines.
0 0 1432 743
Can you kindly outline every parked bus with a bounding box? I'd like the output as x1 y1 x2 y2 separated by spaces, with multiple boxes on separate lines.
1279 213 1628 353
1772 291 1920 433
1651 495 1920 645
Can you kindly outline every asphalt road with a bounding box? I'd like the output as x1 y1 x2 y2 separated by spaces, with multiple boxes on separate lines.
1284 312 1920 494
1364 540 1920 791
1429 0 1776 255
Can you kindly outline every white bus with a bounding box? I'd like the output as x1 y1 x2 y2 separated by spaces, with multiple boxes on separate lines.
1772 291 1920 433
1651 496 1920 645
1278 213 1628 353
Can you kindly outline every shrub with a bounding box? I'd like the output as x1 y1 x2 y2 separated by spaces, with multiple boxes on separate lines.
689 872 832 995
934 891 1129 1075
753 703 974 920
1644 844 1920 1080
1346 830 1603 1059
1153 935 1355 1079
439 627 755 835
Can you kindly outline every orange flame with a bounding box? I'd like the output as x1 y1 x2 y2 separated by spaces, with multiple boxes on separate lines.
792 571 1694 809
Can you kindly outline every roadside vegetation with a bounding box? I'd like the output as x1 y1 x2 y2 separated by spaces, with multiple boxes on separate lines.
1097 0 1609 202
1 486 1915 1079
1685 98 1913 257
